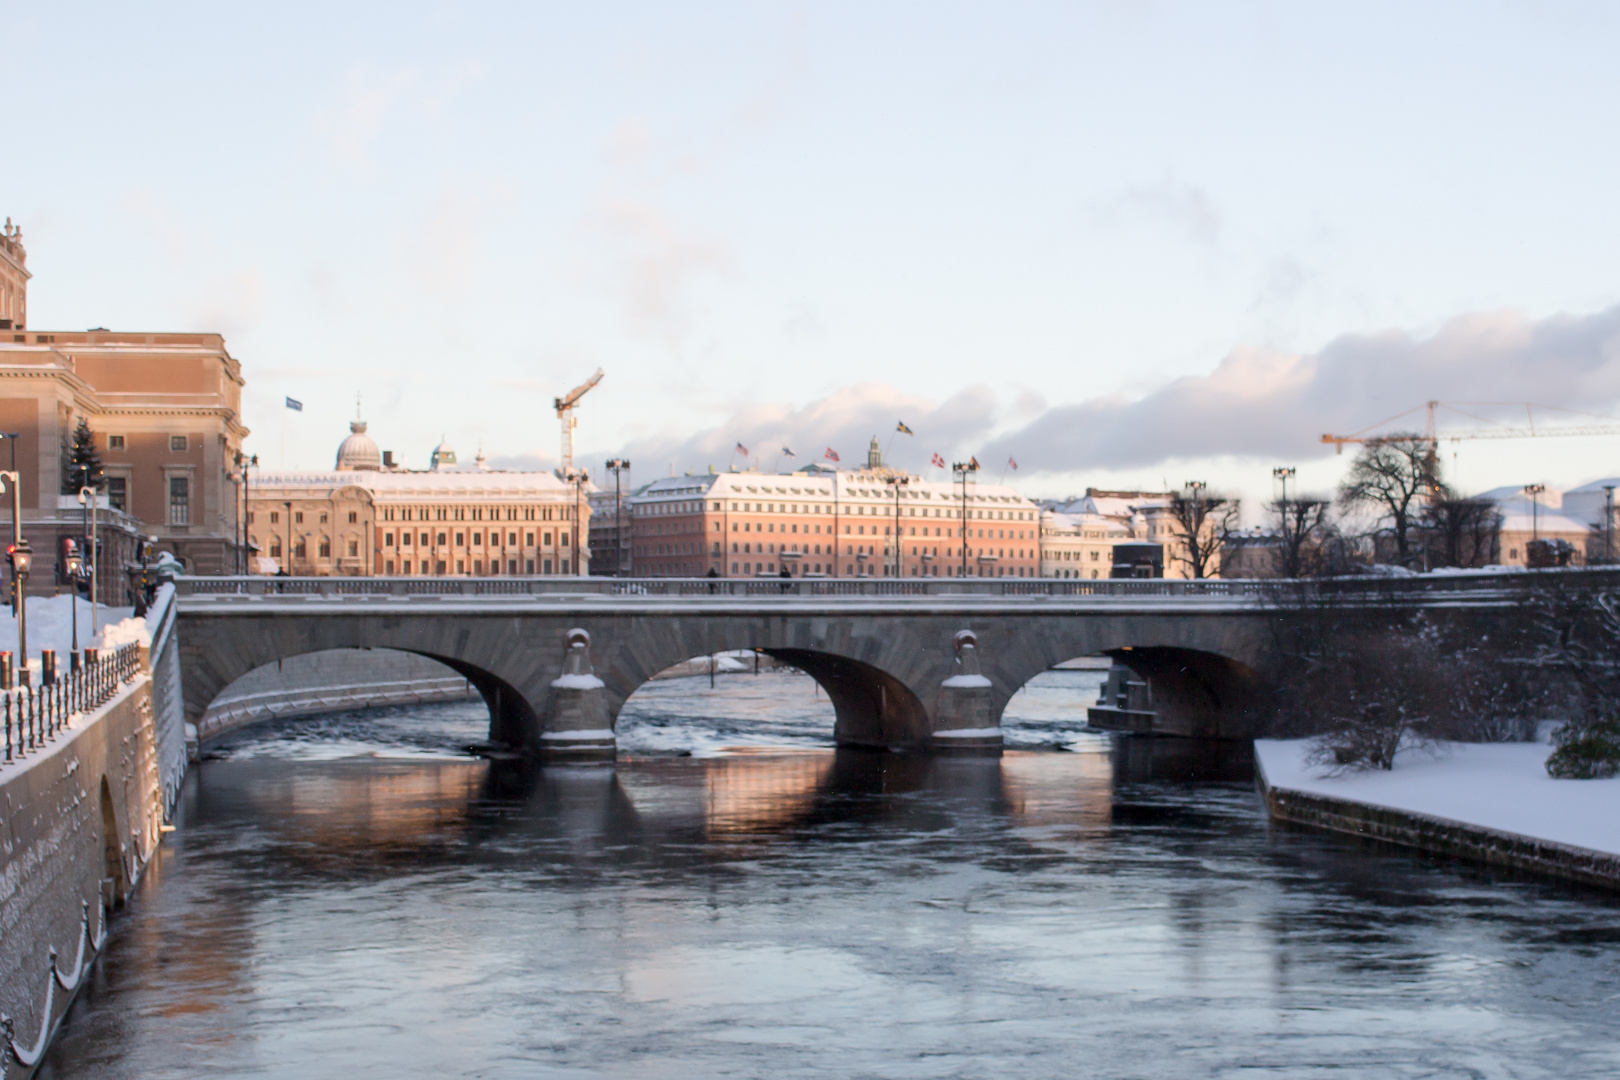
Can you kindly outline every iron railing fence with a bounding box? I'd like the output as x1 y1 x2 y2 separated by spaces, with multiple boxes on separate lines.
2 642 141 765
170 566 1620 601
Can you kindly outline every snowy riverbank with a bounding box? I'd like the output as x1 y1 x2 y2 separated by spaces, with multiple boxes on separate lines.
1256 737 1620 871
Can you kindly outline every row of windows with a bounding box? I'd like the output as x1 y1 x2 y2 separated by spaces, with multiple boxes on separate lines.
382 558 570 575
251 510 360 525
382 530 569 549
642 501 1034 521
380 506 574 522
104 435 187 452
255 536 361 560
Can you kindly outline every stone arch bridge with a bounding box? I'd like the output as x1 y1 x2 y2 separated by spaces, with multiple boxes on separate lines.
171 574 1521 756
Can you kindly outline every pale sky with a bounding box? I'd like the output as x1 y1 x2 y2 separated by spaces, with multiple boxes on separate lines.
8 1 1620 513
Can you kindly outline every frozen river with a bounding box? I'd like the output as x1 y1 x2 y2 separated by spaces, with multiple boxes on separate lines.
39 668 1620 1078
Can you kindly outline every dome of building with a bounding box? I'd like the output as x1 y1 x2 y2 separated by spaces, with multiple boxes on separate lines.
430 437 457 471
335 420 382 471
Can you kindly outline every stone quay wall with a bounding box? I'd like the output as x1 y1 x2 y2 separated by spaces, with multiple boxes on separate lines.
1256 750 1620 892
0 676 167 1076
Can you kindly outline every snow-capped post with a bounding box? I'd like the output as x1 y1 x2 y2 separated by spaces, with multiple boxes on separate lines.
541 628 616 760
931 629 1003 753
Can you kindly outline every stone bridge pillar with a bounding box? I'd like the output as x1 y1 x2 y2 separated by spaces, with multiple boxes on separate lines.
541 629 615 760
929 630 1002 753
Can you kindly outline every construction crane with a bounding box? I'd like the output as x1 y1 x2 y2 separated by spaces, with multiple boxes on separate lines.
1321 400 1620 453
555 368 604 477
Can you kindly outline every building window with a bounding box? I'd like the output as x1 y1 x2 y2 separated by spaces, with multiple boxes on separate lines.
543 531 553 546
319 538 331 558
508 559 517 574
437 532 447 546
108 435 125 450
526 559 535 573
169 435 188 452
295 511 304 524
270 541 282 558
436 560 446 574
386 559 395 575
347 540 359 557
561 533 569 547
270 511 280 524
543 559 552 574
319 512 328 524
106 477 126 512
525 532 534 546
168 476 190 525
295 539 307 559
348 511 358 524
456 559 464 573
455 532 465 546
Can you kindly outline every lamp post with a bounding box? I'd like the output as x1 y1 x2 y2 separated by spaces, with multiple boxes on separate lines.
606 458 630 576
567 468 589 576
64 539 82 658
1524 483 1546 543
1271 466 1295 507
885 474 911 578
284 500 293 574
0 471 28 669
952 460 979 578
78 486 98 647
1605 485 1617 564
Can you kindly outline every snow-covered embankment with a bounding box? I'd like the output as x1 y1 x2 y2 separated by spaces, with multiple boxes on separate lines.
1256 738 1620 890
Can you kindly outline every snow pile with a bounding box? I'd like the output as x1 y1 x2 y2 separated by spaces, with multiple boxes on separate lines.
1257 738 1620 857
96 615 151 649
0 593 137 657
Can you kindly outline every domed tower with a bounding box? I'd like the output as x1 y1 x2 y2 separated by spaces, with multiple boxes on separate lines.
335 419 382 471
430 437 457 471
867 435 883 470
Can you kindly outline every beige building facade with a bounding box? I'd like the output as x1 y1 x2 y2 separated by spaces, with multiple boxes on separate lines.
247 428 592 576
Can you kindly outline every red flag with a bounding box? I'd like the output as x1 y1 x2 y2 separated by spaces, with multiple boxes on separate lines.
931 452 946 469
1008 457 1018 470
824 447 840 462
969 456 980 470
735 442 750 456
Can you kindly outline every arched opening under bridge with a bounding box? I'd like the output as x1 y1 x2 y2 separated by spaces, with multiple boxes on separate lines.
194 647 532 749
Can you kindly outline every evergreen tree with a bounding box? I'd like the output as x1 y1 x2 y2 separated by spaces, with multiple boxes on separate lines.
63 417 104 494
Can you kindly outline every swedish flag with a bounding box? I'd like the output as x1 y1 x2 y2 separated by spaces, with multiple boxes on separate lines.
896 421 913 435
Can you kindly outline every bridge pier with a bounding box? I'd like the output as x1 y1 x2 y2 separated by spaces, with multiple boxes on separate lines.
541 629 616 760
929 630 1003 753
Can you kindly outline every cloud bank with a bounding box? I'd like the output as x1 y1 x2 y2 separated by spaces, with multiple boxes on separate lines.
492 303 1620 482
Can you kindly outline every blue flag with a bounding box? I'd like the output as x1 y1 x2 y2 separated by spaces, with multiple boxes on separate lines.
285 397 303 412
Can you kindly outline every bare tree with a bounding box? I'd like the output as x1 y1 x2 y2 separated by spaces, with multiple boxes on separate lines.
1165 488 1241 579
1338 434 1440 567
1420 496 1501 568
1272 496 1333 578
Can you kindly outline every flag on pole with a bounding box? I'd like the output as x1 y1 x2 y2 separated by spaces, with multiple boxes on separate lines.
735 442 750 456
782 447 796 457
931 452 946 468
824 447 840 462
285 397 303 412
896 421 913 435
969 456 980 470
1008 457 1019 470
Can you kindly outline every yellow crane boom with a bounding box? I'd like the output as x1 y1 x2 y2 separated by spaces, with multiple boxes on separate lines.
1321 400 1620 453
555 368 604 476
